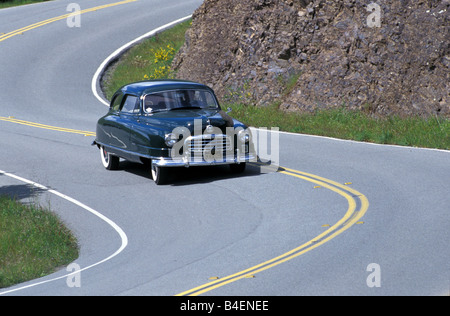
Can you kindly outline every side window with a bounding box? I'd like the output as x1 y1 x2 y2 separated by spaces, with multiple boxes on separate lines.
110 93 124 112
121 95 139 114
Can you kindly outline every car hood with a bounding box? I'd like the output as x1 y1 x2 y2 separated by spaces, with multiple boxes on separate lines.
140 109 235 133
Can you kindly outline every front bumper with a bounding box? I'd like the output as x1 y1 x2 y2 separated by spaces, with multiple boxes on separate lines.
152 151 256 168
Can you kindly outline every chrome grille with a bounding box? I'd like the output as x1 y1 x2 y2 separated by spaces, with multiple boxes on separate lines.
186 134 232 155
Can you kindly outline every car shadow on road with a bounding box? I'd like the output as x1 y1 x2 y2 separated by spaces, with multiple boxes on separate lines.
0 184 48 203
117 160 278 186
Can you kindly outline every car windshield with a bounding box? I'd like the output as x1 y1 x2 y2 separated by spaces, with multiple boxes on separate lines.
143 89 219 113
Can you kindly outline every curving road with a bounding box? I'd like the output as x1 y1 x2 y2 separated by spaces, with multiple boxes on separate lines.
0 0 449 296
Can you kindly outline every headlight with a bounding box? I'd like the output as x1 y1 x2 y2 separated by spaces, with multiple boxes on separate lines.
205 124 215 134
238 129 251 143
165 133 178 147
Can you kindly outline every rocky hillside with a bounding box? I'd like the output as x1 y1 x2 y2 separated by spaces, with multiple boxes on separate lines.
172 0 449 117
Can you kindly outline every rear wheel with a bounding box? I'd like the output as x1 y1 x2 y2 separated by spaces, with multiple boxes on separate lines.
100 146 119 170
151 163 168 185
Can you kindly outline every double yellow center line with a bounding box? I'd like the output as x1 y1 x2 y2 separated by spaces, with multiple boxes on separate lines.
176 167 369 296
0 0 137 43
0 116 96 136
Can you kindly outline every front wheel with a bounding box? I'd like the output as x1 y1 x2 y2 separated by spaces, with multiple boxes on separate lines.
100 146 119 170
151 163 168 185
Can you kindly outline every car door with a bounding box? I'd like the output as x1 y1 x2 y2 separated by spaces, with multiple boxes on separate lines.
115 94 140 159
99 92 126 151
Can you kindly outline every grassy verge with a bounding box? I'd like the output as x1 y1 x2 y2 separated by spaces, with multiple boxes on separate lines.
229 103 449 149
101 19 449 150
0 0 49 9
102 19 192 100
0 196 79 289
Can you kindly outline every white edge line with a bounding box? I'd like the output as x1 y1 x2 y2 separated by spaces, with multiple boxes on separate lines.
266 128 450 153
0 170 128 295
91 15 193 107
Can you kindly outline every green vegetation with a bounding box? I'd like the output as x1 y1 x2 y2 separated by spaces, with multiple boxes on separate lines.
0 0 49 9
102 19 191 100
102 19 449 150
0 196 79 288
229 103 449 149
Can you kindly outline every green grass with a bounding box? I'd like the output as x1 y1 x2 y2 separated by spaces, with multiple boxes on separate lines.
101 18 449 150
102 19 192 100
0 196 79 289
228 103 449 150
0 0 50 9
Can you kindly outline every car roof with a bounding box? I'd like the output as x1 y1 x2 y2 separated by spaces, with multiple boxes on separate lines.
119 80 213 96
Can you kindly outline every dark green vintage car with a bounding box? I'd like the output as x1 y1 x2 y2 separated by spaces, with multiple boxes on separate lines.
93 80 255 184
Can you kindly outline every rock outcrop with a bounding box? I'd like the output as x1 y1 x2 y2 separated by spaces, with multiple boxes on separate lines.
172 0 449 117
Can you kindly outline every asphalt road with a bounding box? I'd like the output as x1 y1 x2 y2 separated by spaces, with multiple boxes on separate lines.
0 0 449 296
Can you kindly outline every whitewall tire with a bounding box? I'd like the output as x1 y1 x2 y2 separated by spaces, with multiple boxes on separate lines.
151 163 168 185
100 146 119 170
